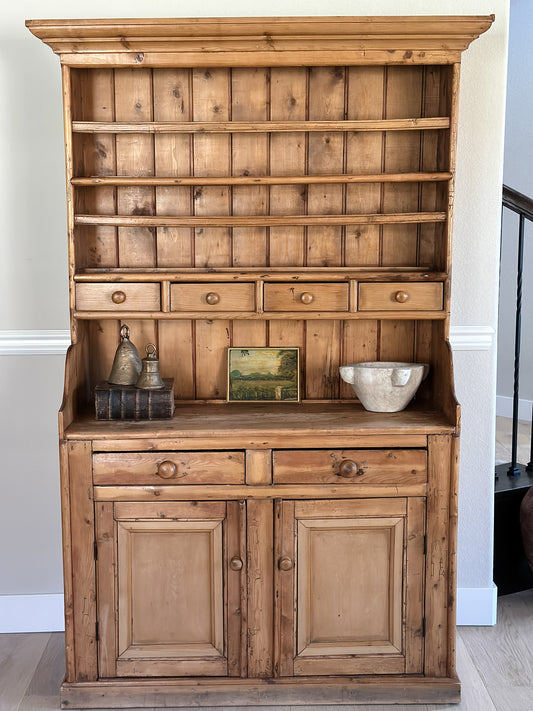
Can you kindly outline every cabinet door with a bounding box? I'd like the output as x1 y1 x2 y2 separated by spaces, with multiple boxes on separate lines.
275 498 425 676
95 500 245 678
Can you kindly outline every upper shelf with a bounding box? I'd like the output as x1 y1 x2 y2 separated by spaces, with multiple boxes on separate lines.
26 15 494 67
71 118 451 134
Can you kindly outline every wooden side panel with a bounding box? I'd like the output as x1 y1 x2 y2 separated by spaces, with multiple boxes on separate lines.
153 68 193 268
192 68 231 267
307 67 345 267
345 67 384 266
382 67 423 267
247 499 274 678
114 68 156 267
232 68 269 267
269 68 307 266
425 435 453 677
67 441 97 681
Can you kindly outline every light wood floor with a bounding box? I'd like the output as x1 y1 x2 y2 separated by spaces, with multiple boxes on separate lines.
2 417 532 711
495 416 532 466
1 590 532 711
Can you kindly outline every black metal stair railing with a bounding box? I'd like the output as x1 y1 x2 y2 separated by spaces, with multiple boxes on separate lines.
497 185 533 479
493 186 533 595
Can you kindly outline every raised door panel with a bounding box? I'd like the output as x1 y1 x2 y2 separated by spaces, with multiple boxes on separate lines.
276 498 425 676
96 500 244 678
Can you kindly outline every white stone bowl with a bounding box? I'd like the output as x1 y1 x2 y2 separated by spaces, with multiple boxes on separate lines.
339 361 429 413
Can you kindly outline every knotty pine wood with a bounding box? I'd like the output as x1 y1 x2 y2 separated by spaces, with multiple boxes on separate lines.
26 15 496 707
9 607 533 710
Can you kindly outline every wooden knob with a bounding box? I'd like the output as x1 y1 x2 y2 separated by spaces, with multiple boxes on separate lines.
300 292 314 305
394 290 409 304
337 459 361 478
230 557 243 571
111 290 126 304
157 460 177 479
278 556 293 571
206 292 221 305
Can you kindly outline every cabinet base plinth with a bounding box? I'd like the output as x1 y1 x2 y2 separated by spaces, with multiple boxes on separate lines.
61 675 461 708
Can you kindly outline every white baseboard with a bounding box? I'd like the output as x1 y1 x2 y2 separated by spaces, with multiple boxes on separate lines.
496 395 532 421
456 585 498 626
0 594 65 633
1 588 496 633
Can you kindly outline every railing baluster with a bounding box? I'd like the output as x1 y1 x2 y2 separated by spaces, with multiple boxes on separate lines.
499 186 533 479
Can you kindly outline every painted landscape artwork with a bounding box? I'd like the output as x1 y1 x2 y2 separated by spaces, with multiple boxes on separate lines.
228 348 300 402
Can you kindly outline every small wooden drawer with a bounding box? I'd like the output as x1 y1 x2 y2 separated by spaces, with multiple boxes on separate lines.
264 283 349 311
171 283 255 312
75 283 160 311
358 282 443 311
93 451 245 485
272 449 427 484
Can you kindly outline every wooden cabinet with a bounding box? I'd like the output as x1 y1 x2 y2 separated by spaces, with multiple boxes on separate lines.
27 14 493 709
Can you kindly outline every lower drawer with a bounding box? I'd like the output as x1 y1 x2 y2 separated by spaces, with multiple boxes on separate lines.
272 449 427 484
93 451 245 485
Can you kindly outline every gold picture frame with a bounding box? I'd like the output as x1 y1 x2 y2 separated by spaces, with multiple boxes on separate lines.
227 347 300 403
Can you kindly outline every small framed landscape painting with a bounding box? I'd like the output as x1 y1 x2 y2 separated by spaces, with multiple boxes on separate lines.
227 347 300 403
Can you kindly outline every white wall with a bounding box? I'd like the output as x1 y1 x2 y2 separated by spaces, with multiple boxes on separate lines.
0 0 508 630
497 0 533 421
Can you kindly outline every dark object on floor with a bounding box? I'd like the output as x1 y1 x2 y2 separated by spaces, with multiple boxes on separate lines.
520 484 533 573
494 464 533 595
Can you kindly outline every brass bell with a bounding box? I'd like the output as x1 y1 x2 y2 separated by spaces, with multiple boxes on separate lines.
136 344 165 390
108 324 142 385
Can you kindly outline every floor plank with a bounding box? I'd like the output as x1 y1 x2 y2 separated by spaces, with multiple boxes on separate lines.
17 632 65 711
0 633 50 711
495 416 532 466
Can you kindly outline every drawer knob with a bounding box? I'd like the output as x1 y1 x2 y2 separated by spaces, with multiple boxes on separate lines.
157 460 177 479
111 290 127 304
394 290 410 304
300 292 314 305
206 292 221 305
338 459 362 478
279 556 294 571
230 557 243 571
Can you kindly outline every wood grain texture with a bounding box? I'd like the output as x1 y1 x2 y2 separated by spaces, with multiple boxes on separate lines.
67 441 97 682
27 13 493 704
247 499 274 678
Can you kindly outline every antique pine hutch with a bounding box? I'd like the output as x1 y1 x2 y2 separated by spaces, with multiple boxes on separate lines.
27 15 492 708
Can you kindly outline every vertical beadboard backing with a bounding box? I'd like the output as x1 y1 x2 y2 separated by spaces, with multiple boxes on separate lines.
79 317 450 402
70 63 453 402
70 64 451 273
